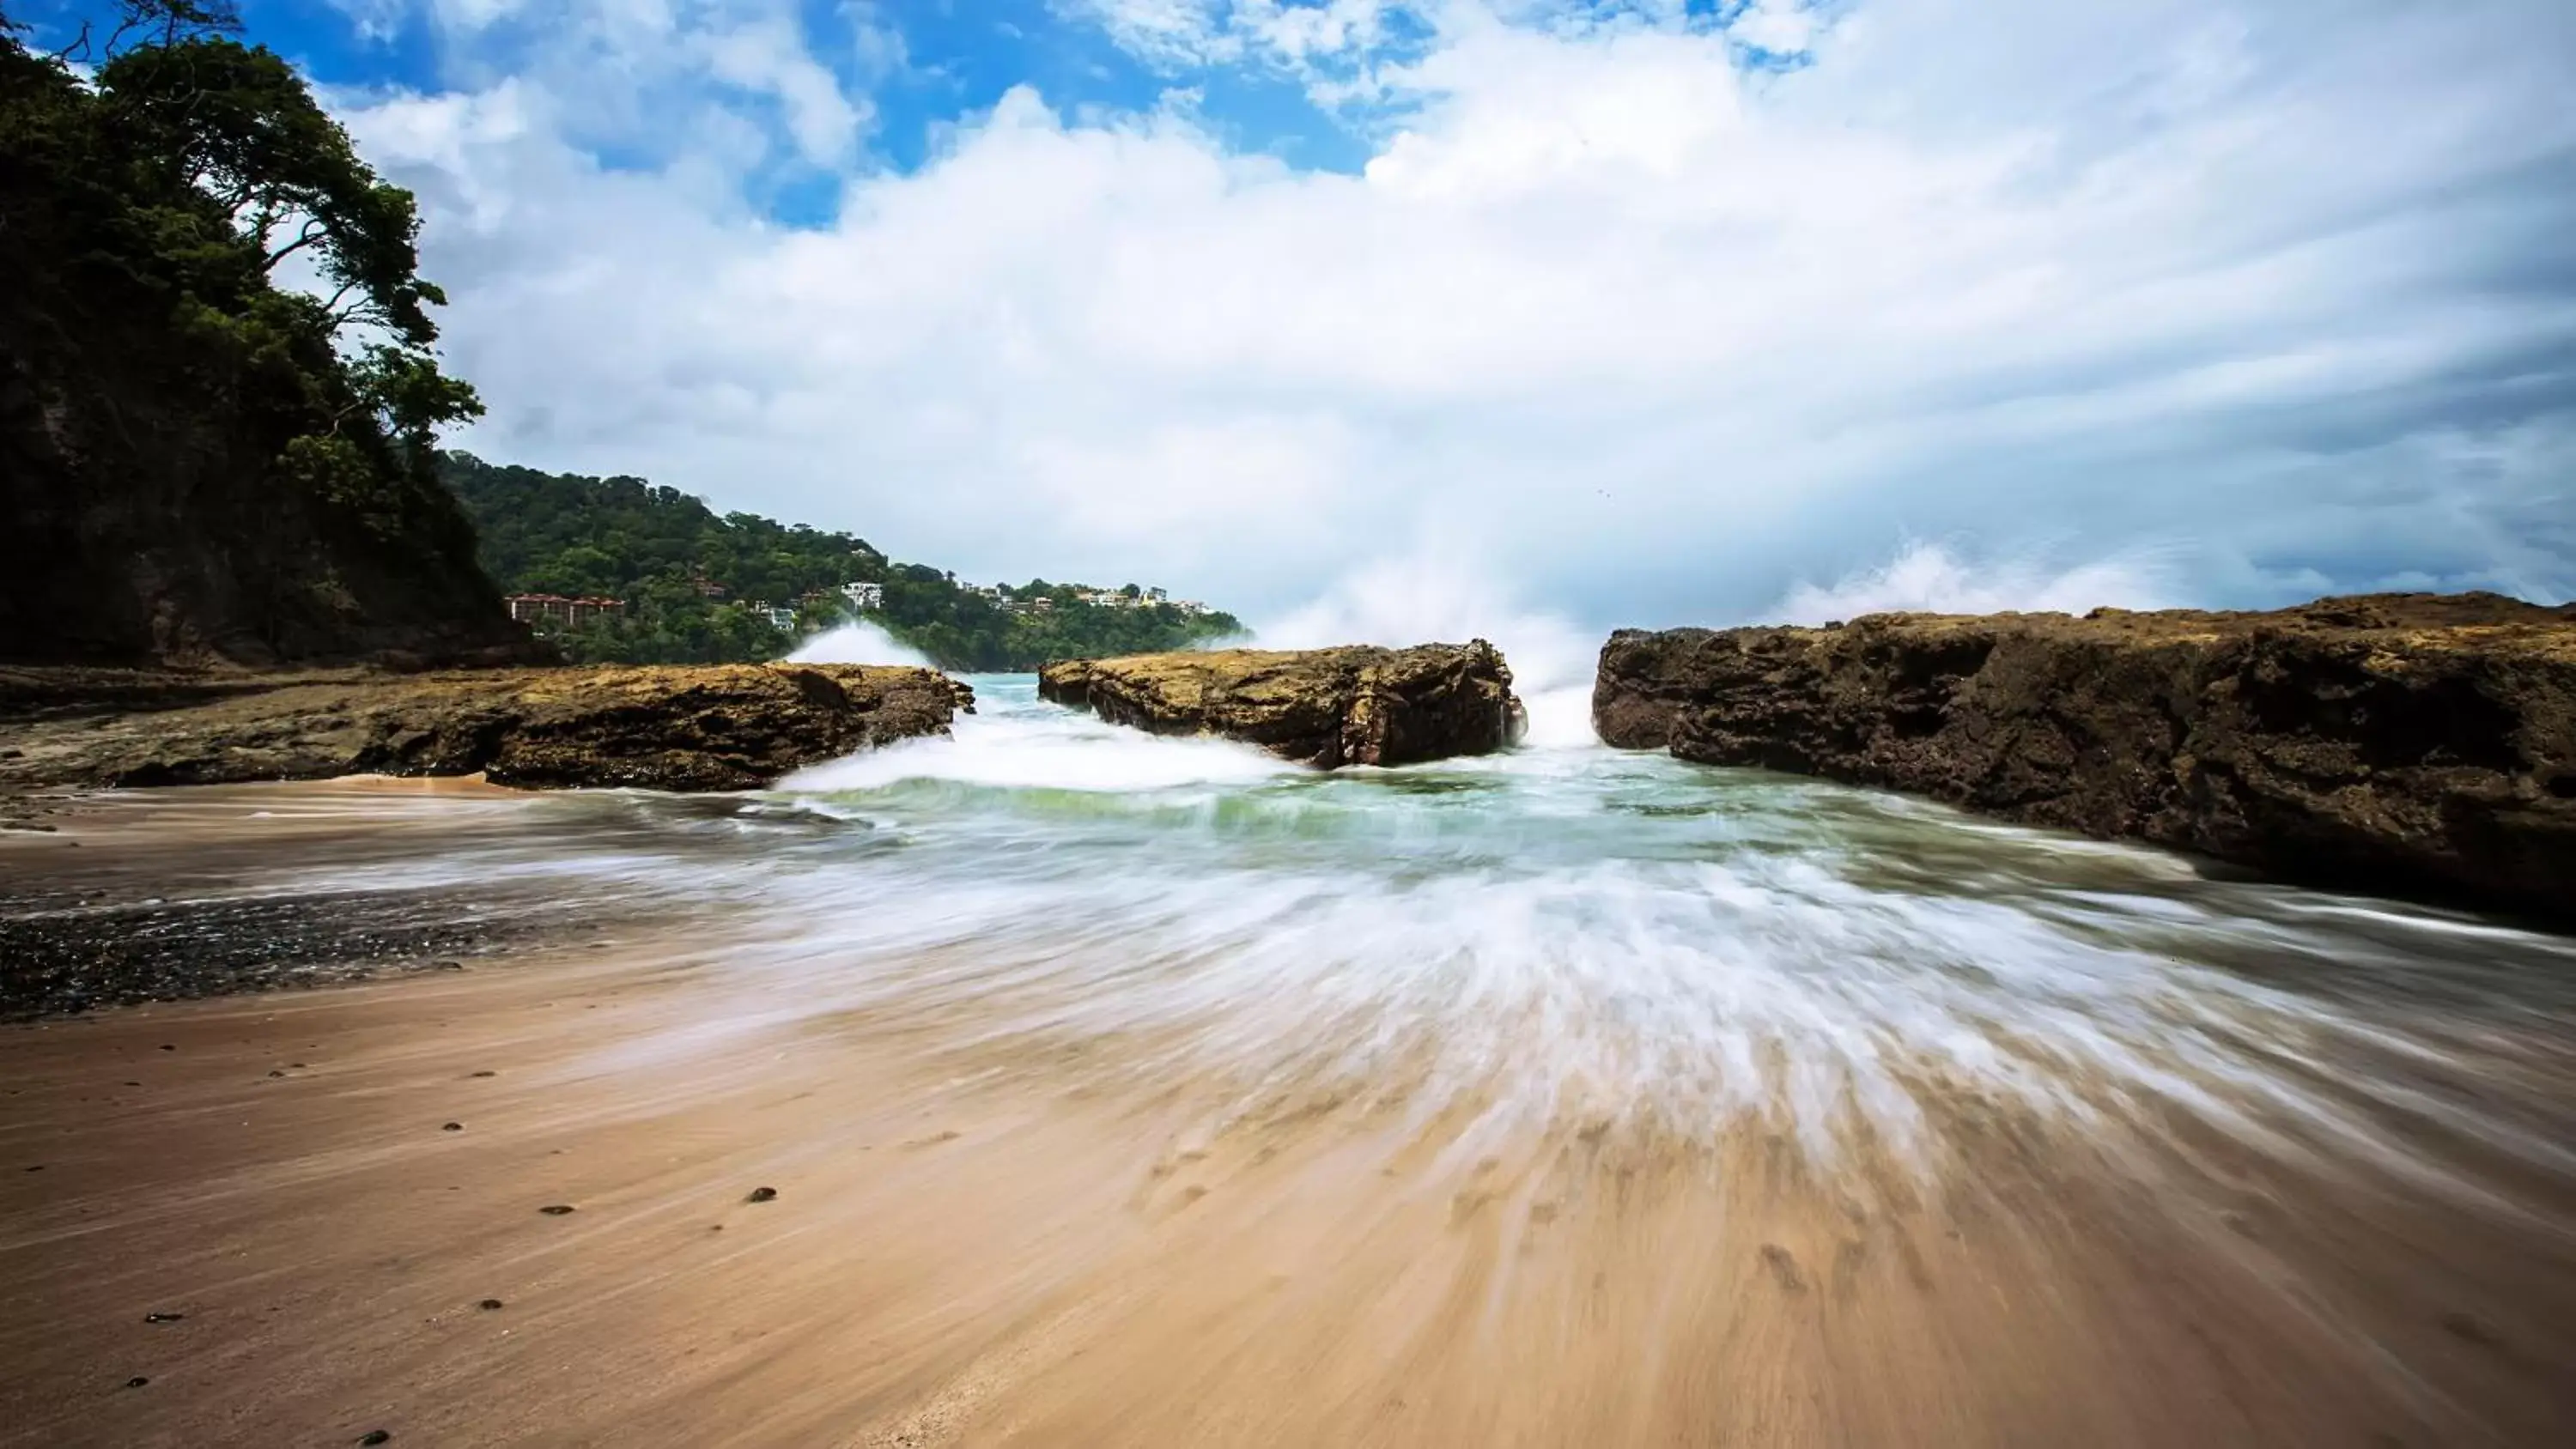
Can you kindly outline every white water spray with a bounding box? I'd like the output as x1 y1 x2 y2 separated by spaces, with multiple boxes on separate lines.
787 619 934 667
1257 549 1601 748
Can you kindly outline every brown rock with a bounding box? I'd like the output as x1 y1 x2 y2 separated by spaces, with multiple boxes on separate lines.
0 664 974 794
1039 643 1525 767
1593 592 2576 919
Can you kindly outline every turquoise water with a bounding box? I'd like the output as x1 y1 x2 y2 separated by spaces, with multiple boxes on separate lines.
188 674 2565 1191
433 674 2565 1179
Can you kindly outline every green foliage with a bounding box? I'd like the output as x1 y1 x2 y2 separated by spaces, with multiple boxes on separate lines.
440 453 1244 670
0 2 489 634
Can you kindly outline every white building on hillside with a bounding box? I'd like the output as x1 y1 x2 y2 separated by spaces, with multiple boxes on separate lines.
841 581 884 611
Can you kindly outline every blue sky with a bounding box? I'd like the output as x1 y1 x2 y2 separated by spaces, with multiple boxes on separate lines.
17 1 2575 644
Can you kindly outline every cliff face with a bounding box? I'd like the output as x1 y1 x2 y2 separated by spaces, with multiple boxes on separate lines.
1040 643 1526 767
0 664 972 795
1594 593 2576 919
0 330 533 668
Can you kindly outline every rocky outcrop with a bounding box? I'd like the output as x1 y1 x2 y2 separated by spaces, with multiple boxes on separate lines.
1595 593 2576 919
1040 643 1525 767
0 664 972 795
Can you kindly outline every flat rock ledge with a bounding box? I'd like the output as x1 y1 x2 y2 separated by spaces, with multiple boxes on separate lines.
1039 642 1525 768
0 664 973 795
1594 592 2576 921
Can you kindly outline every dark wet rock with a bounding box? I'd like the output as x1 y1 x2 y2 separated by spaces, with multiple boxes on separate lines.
538 1204 575 1216
1594 592 2576 920
1039 643 1524 768
746 1185 778 1203
142 1312 182 1323
0 663 974 794
359 1432 393 1446
440 1122 463 1132
469 1070 495 1078
477 1299 504 1311
125 1376 148 1388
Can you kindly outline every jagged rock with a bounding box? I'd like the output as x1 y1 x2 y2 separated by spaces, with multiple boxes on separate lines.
1594 592 2576 919
0 664 973 794
1040 643 1525 768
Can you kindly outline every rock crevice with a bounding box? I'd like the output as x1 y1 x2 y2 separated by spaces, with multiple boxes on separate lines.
1041 642 1524 767
1593 592 2576 919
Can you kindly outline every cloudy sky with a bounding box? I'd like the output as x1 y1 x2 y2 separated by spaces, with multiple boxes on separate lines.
25 0 2576 629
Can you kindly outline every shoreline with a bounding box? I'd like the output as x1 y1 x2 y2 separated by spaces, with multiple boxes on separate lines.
3 784 2571 1446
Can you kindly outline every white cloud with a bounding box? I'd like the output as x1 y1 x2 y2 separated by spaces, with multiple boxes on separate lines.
1728 0 1820 55
1063 0 1244 67
343 0 2576 633
702 18 868 165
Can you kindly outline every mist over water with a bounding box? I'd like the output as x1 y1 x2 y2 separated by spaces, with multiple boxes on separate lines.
765 684 2576 1182
38 674 2573 1441
121 671 2511 1228
786 619 933 667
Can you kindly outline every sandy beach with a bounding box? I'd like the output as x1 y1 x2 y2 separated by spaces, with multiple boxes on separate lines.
4 779 2573 1447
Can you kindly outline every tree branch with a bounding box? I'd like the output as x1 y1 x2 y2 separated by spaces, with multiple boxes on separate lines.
262 217 327 272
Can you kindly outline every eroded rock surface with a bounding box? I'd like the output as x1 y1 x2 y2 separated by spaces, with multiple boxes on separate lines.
1594 593 2576 919
1040 643 1524 767
0 663 972 794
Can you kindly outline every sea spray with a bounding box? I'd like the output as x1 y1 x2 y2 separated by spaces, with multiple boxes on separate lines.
787 619 935 668
1255 549 1601 749
217 677 2576 1200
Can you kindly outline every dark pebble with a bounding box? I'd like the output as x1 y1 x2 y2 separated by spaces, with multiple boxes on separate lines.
441 1122 463 1132
746 1186 778 1203
469 1070 495 1078
267 1070 283 1078
359 1433 392 1446
158 1045 174 1052
477 1298 504 1311
143 1312 184 1324
538 1204 575 1216
125 1376 149 1389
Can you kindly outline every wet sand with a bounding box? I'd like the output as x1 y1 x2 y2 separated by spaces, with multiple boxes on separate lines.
3 787 2573 1446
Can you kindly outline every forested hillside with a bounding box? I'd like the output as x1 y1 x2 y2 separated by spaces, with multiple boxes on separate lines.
442 453 1243 670
0 2 524 664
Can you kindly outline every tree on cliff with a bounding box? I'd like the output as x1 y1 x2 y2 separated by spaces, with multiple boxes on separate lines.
0 1 508 661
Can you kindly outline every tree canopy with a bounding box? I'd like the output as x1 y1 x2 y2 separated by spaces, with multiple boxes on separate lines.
0 1 507 659
441 453 1244 670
